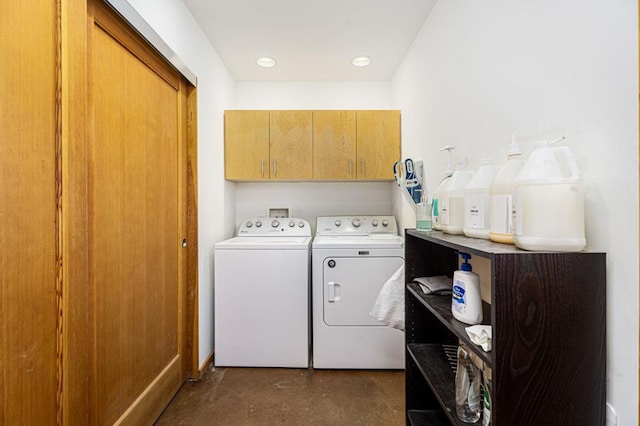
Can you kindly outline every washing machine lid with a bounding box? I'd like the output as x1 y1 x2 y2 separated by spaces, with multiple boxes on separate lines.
312 234 403 249
216 236 312 250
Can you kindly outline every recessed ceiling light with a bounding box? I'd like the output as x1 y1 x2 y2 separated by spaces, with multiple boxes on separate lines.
352 56 372 67
256 57 277 68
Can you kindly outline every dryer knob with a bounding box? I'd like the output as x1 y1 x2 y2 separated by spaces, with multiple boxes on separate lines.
334 220 341 227
372 220 379 226
271 220 280 228
255 221 262 228
288 221 295 227
352 218 361 228
382 220 389 227
298 221 305 228
245 221 253 228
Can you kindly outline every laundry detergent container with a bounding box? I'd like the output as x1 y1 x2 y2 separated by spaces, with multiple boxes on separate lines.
513 141 586 252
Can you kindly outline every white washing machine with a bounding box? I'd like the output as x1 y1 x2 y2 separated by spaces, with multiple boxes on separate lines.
214 217 312 368
312 215 405 369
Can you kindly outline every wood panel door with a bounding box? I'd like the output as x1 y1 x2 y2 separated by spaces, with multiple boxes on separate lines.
356 110 401 180
224 110 270 180
313 110 356 180
270 110 313 180
88 2 187 424
0 1 58 424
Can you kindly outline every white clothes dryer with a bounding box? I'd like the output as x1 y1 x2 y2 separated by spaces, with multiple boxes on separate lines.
312 216 405 369
214 217 312 368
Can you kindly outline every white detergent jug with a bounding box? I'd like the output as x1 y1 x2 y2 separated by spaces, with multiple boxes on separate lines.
441 163 473 235
489 137 523 245
464 160 496 239
513 140 586 252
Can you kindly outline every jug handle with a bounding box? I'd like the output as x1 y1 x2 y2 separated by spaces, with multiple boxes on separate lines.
553 146 581 178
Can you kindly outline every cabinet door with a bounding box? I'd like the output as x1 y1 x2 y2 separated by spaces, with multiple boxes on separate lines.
225 110 270 180
356 110 401 180
270 110 313 180
313 110 356 180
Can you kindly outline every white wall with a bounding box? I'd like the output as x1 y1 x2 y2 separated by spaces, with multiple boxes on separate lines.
234 81 399 227
235 182 394 233
121 0 236 368
391 0 638 423
235 81 392 109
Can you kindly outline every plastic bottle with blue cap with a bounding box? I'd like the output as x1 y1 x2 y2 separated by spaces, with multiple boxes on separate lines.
451 252 482 325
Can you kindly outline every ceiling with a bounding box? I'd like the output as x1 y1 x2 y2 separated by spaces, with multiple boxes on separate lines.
182 0 437 81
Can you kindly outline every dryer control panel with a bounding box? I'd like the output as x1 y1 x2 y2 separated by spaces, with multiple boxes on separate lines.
238 218 311 236
315 216 398 236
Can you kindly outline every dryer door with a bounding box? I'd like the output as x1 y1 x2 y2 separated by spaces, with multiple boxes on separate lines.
323 256 403 326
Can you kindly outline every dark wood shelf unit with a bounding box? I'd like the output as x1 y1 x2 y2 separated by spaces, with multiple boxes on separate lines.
407 409 451 426
404 230 606 426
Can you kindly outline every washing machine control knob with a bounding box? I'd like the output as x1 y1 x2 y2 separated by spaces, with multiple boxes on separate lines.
372 220 379 227
334 220 341 227
288 221 295 227
255 220 263 228
271 220 280 228
352 218 361 228
298 221 305 228
382 219 389 227
246 221 253 228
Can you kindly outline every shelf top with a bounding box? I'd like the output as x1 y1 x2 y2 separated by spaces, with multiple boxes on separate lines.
406 230 604 258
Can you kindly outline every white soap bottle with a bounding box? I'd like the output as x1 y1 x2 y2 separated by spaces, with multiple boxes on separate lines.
451 252 482 325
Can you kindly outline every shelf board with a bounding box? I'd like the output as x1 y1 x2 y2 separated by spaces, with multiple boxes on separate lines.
407 282 493 367
407 343 481 426
407 409 450 426
407 229 521 258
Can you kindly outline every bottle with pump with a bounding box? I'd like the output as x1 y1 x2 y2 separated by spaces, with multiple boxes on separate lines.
451 252 482 325
489 135 523 244
441 160 473 235
463 160 496 239
432 146 455 231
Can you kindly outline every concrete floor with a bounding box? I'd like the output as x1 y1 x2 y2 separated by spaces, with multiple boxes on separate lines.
155 366 405 425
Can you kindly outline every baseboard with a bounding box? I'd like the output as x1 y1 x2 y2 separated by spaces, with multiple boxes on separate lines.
114 355 181 425
190 351 214 380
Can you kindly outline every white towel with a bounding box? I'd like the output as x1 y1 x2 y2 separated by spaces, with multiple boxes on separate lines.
370 264 405 331
465 325 492 352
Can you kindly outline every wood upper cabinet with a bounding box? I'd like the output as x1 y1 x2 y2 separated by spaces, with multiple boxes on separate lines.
313 110 357 180
356 110 401 180
224 109 400 181
270 110 313 180
225 110 270 180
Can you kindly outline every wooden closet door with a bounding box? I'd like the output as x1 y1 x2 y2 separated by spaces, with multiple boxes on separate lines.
88 2 187 424
0 1 58 424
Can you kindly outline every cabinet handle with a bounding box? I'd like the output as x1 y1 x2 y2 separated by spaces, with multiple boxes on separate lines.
261 159 265 176
361 159 365 175
273 159 277 176
349 159 353 176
